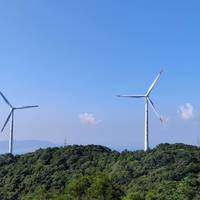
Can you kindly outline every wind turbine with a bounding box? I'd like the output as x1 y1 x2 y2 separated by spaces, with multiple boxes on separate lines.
0 91 39 154
117 71 163 152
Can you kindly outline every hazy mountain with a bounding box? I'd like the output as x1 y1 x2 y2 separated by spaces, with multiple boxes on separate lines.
0 140 59 154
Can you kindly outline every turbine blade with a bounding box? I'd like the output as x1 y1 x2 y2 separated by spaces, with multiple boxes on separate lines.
117 95 145 98
146 70 163 96
16 105 39 110
147 98 163 123
1 111 12 133
0 91 12 108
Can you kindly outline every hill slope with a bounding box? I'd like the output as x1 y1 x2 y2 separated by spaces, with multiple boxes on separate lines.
0 143 200 200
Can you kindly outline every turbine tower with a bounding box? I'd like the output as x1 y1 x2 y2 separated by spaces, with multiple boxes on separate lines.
0 91 39 154
117 71 163 151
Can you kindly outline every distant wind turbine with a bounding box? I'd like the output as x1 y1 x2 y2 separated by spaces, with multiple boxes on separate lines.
117 71 163 151
0 91 39 154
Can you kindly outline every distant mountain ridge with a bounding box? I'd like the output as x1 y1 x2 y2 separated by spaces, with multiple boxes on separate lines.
0 140 143 155
0 140 58 154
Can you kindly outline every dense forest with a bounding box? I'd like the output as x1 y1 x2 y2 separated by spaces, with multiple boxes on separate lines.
0 143 200 200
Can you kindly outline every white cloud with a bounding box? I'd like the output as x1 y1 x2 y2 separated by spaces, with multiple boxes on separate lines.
177 103 194 121
79 113 101 125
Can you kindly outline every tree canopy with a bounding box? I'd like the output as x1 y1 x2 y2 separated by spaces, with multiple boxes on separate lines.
0 143 200 199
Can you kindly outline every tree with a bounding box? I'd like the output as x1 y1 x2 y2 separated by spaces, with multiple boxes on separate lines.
65 176 92 200
122 192 144 200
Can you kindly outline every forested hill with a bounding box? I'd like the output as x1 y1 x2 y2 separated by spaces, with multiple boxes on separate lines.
0 143 200 200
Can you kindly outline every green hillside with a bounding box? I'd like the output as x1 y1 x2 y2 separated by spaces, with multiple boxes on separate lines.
0 143 200 200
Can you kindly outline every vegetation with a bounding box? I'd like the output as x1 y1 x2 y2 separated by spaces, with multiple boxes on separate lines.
0 143 200 199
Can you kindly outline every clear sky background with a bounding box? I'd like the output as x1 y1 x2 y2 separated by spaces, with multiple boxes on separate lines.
0 0 200 151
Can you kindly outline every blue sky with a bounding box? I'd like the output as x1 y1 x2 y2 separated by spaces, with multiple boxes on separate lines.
0 1 200 151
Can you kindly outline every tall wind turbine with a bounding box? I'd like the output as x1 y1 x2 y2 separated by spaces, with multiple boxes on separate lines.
117 71 163 151
0 91 39 154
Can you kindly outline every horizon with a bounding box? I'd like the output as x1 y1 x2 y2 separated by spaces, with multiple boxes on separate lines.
0 1 200 154
1 139 199 155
